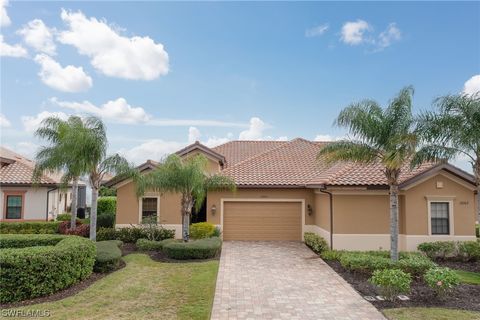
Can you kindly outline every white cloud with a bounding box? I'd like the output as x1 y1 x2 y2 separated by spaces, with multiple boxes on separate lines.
119 139 184 164
0 113 11 127
314 134 344 141
34 54 92 92
58 9 169 80
0 35 28 57
340 20 371 45
21 110 68 133
376 23 401 50
276 136 288 141
51 97 150 124
239 117 269 140
188 126 201 143
463 75 480 96
305 23 329 38
1 0 11 27
17 19 56 55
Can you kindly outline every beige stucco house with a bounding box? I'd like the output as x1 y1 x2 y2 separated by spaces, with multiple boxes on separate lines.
106 138 478 251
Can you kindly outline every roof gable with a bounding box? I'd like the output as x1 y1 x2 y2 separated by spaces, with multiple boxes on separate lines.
176 141 226 165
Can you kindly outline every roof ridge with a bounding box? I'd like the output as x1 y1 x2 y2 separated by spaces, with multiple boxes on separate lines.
221 139 299 173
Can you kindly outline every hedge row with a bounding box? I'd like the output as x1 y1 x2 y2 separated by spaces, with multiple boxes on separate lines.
0 222 61 234
0 234 66 248
94 240 123 273
97 226 175 243
162 237 222 260
0 235 96 303
136 237 222 260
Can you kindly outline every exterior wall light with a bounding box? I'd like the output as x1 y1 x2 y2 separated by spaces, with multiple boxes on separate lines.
211 204 217 215
307 204 313 216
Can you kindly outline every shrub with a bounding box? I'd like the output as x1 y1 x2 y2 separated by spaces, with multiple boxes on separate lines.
212 227 221 237
304 232 329 254
97 213 115 229
56 213 72 221
97 196 116 215
97 227 118 241
0 221 61 234
476 224 479 238
65 224 90 238
340 252 395 274
94 240 122 273
418 241 480 261
418 241 457 260
424 267 460 297
0 234 66 248
458 241 480 261
369 269 412 301
163 237 222 260
136 238 176 251
58 220 83 234
95 226 175 243
320 250 344 261
0 236 96 303
397 255 436 276
190 222 216 239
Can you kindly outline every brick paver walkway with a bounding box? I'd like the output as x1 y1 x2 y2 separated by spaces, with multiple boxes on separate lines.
211 241 386 320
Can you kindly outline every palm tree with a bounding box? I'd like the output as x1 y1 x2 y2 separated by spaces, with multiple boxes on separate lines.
318 86 417 261
415 93 480 219
135 154 236 242
76 117 133 241
34 116 90 229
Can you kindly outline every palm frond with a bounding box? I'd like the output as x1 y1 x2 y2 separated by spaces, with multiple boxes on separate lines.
318 140 379 164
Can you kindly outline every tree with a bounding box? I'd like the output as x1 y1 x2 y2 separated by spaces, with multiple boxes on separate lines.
75 117 133 241
134 154 236 242
34 116 90 229
415 93 480 219
318 86 417 261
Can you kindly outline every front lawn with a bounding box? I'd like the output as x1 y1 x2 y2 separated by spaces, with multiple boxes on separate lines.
384 307 480 320
455 270 480 285
5 254 219 320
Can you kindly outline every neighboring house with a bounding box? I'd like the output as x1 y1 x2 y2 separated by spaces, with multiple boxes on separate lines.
106 138 478 251
0 147 86 221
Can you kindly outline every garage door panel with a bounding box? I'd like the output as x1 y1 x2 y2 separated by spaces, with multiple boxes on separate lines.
223 201 302 241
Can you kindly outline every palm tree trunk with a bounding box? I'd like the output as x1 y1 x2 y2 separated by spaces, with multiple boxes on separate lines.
70 178 78 230
474 161 480 221
389 184 399 261
90 186 99 241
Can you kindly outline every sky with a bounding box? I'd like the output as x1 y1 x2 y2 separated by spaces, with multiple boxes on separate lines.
1 1 479 171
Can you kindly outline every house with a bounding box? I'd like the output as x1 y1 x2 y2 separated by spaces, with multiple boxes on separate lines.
0 147 86 221
106 138 478 251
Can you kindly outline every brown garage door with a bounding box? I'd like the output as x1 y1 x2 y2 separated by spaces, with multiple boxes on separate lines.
223 201 302 241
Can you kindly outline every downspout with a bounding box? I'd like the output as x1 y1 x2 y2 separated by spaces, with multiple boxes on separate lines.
46 187 58 221
319 187 334 250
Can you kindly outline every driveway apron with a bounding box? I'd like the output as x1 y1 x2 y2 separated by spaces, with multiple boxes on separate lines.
211 241 386 320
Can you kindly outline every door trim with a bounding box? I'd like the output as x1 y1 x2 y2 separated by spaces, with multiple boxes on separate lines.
220 198 305 241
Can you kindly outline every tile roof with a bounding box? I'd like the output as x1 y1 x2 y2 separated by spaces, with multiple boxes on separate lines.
212 141 287 168
0 146 59 185
215 138 440 187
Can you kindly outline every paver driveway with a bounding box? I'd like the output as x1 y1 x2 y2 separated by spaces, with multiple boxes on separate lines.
211 241 385 320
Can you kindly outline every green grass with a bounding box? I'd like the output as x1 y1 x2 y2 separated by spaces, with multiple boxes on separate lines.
455 270 480 285
384 307 480 320
5 254 219 320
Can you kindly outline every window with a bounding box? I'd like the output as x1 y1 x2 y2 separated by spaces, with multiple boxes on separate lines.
431 202 450 235
6 195 22 219
141 197 158 223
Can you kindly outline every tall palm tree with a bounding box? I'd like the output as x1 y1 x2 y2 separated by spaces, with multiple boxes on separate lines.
76 117 133 241
34 116 90 229
318 86 417 261
135 154 236 242
415 93 480 219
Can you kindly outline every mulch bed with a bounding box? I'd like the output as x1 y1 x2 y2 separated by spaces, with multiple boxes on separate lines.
121 243 138 256
0 260 126 309
325 260 480 312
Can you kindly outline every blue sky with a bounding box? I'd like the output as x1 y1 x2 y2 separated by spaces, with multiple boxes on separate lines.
1 1 479 168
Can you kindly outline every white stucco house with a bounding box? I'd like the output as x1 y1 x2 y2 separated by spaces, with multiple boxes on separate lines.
0 147 86 221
